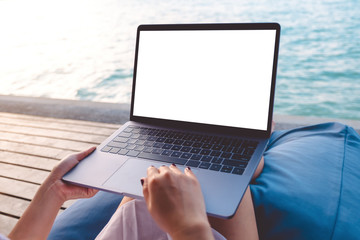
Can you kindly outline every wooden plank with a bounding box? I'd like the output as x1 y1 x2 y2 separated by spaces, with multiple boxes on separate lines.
0 214 17 236
0 195 64 236
0 163 49 185
0 131 96 152
0 112 120 129
0 151 58 171
0 177 77 208
0 116 116 136
0 141 76 160
0 195 64 219
0 123 106 143
0 177 39 201
0 194 30 218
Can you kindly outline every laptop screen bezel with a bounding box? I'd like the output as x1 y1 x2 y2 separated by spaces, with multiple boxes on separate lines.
130 23 280 138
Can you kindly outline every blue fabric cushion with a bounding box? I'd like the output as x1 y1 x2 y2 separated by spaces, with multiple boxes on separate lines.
251 122 360 240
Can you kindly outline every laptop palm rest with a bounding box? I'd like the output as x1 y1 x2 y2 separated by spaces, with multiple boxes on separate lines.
102 158 195 198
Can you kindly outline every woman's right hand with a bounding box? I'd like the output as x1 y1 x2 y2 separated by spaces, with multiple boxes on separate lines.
142 165 214 240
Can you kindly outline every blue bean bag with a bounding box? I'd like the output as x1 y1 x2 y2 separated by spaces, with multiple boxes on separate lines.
251 122 360 239
48 122 360 240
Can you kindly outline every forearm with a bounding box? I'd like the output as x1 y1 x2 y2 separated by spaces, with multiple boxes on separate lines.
8 182 64 240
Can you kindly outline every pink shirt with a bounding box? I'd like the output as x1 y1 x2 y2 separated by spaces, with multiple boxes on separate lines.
96 199 226 240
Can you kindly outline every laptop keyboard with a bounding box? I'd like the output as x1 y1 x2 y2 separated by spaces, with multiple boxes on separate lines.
101 125 259 175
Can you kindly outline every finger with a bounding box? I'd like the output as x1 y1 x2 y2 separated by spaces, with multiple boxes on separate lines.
184 167 197 180
142 177 150 204
169 164 182 174
158 165 170 174
147 165 159 178
52 147 96 177
74 146 96 162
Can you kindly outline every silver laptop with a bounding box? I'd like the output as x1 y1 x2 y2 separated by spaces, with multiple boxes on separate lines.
63 23 280 219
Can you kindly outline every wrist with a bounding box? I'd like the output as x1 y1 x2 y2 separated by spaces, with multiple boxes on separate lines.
38 177 67 206
170 221 214 240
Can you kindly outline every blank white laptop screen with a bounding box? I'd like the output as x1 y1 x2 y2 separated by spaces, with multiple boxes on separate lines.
133 29 276 131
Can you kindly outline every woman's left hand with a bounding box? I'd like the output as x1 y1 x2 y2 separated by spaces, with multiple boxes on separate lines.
9 147 99 240
44 146 99 202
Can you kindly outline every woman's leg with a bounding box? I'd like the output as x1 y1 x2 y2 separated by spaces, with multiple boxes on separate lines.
208 157 263 240
118 196 135 209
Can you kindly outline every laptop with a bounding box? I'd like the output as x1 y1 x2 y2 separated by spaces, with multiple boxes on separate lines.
63 23 280 219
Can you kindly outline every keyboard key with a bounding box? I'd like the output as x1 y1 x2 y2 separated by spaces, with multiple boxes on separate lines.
183 141 193 146
156 137 166 142
210 150 221 157
152 149 163 155
192 142 202 148
180 153 192 159
131 134 140 139
231 154 250 161
232 168 245 175
162 144 173 149
174 139 184 145
209 164 221 171
107 141 127 148
113 137 128 143
190 148 201 154
161 150 173 156
134 145 145 151
139 135 148 140
127 150 140 157
143 147 153 153
123 127 132 133
135 140 146 145
212 157 223 164
200 149 211 155
202 143 212 149
199 162 211 169
171 151 182 157
144 141 154 147
148 136 157 141
180 146 191 152
126 144 136 150
128 139 137 144
222 159 247 168
138 152 187 165
201 156 212 162
164 138 175 144
191 154 202 161
118 149 129 155
221 152 232 158
186 160 200 167
171 145 181 151
101 146 112 152
109 148 120 154
153 142 164 148
220 165 233 173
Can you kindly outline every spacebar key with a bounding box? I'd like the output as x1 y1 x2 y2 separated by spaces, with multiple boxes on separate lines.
138 152 187 165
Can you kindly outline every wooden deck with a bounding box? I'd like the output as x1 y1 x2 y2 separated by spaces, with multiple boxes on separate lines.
0 112 120 235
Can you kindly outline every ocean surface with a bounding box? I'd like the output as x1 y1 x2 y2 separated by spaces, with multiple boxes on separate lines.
1 0 359 120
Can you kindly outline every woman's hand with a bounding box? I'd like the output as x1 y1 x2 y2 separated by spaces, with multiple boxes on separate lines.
8 147 98 240
142 165 214 240
44 146 99 202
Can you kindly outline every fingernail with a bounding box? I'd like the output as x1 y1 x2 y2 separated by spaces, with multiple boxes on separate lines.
171 163 176 167
140 179 144 186
186 167 191 171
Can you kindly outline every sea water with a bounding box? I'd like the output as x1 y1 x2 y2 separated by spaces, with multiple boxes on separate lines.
0 0 359 119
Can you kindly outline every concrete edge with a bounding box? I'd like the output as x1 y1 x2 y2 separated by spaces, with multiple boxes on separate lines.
0 94 359 133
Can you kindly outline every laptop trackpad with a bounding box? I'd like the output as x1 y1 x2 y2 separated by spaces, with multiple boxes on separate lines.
102 158 176 198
